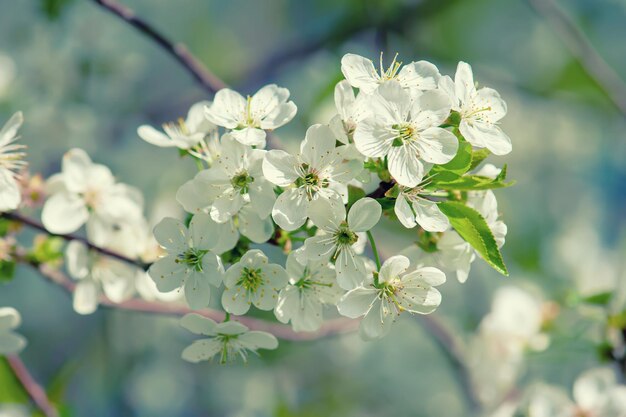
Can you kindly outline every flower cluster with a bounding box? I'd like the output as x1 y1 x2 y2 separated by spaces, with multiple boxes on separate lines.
11 51 514 363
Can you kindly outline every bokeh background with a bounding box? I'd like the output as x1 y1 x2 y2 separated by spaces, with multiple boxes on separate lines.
1 0 625 416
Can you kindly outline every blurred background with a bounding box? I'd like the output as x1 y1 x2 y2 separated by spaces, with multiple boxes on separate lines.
0 0 625 416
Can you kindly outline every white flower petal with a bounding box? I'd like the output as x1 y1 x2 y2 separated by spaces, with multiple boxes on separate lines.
65 241 90 279
260 102 297 130
184 271 212 309
341 53 378 93
221 286 251 315
454 61 475 104
413 199 449 232
415 127 458 164
181 339 222 363
73 279 99 315
41 191 89 234
335 249 367 290
272 188 309 231
137 125 177 147
300 124 337 169
153 217 188 253
359 299 394 340
238 208 274 243
388 145 425 188
347 197 381 232
262 150 300 187
379 255 410 283
238 331 279 350
148 255 186 292
307 195 345 231
0 331 26 355
231 127 266 147
0 169 21 211
394 193 417 228
460 120 512 156
180 313 218 336
205 89 245 128
337 287 377 318
0 307 21 331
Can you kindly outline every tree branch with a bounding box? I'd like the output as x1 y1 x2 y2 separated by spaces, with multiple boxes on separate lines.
527 0 626 117
6 355 59 417
2 212 148 270
91 0 227 95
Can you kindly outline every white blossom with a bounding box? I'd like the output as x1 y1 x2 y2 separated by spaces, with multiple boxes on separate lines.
354 81 458 187
341 53 440 94
337 255 445 340
41 148 144 245
65 240 138 315
274 251 343 332
0 307 26 355
176 134 275 225
394 185 449 232
0 112 25 212
137 101 217 152
439 61 511 155
526 368 626 417
180 314 278 363
329 80 371 144
221 249 288 315
205 85 297 147
262 124 360 231
148 214 224 309
304 196 381 290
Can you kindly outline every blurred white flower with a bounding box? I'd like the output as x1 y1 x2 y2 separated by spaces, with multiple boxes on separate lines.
274 251 343 332
205 84 297 147
303 196 381 290
0 112 25 212
341 53 440 94
337 255 445 340
138 101 217 151
222 249 288 315
525 368 626 417
148 214 224 309
180 314 278 363
354 81 457 187
41 148 144 245
0 307 26 355
0 53 16 99
262 124 360 231
439 62 511 155
65 240 139 315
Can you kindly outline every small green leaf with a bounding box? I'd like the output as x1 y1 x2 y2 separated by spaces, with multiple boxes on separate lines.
433 175 515 191
347 185 366 209
582 292 613 306
0 260 16 283
0 358 28 403
469 149 491 171
439 201 508 276
430 142 472 182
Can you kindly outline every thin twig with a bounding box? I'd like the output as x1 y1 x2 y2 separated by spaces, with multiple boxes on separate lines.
418 316 481 411
6 355 59 417
527 0 626 117
92 0 226 94
2 212 148 270
30 260 358 342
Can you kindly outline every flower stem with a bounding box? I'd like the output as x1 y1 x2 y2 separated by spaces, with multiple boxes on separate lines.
6 355 59 417
366 230 381 271
224 312 231 322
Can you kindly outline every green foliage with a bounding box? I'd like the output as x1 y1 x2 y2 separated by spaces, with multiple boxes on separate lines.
468 149 491 171
0 358 28 404
29 236 65 266
346 185 366 210
0 260 16 283
0 218 10 237
39 0 76 20
429 142 473 182
433 165 515 191
439 201 508 276
581 292 613 306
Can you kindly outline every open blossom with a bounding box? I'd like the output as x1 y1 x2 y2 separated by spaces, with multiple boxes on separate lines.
180 314 278 364
148 214 224 309
394 185 449 232
354 81 458 187
341 53 440 94
274 251 343 332
262 124 360 231
525 368 626 417
0 307 26 354
41 148 144 244
338 255 445 340
205 84 297 147
439 61 511 155
221 249 288 315
303 196 381 290
65 241 138 315
176 135 275 224
138 101 217 151
329 80 371 144
0 112 26 212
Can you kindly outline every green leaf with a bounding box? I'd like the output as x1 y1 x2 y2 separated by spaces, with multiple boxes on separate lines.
582 292 613 306
0 358 28 403
40 0 76 20
347 185 366 209
0 260 16 283
439 201 508 276
468 149 491 171
430 142 472 182
433 175 515 191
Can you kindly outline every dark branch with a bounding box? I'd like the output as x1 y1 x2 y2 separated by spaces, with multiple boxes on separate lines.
92 0 227 95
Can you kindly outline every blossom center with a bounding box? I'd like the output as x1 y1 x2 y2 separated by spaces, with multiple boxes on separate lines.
379 52 402 81
295 164 329 198
237 267 265 292
242 95 260 128
334 222 358 246
231 172 254 194
391 123 416 146
177 248 206 271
